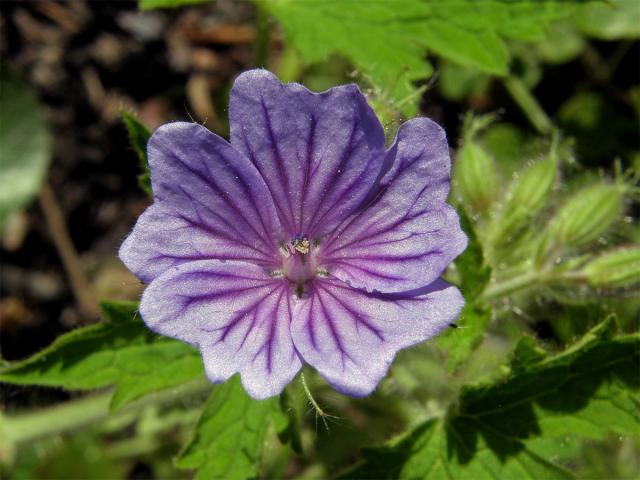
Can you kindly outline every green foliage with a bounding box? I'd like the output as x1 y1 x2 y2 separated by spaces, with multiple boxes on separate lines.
439 61 489 102
121 112 152 197
342 317 640 479
175 375 287 480
534 23 586 65
0 65 51 229
572 0 640 40
264 0 573 114
0 301 203 411
7 431 130 480
139 0 210 10
439 212 492 371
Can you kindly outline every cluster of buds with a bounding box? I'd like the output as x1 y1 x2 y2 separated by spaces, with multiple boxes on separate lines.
452 114 639 300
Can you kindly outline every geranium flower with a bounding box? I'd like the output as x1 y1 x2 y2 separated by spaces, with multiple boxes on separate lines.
119 70 467 399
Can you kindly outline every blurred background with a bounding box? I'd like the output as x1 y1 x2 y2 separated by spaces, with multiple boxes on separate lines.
0 1 638 479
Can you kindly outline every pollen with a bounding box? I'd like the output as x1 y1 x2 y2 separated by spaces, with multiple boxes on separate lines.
290 234 311 255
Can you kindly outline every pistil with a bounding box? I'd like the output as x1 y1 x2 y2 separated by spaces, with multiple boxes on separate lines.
281 235 319 293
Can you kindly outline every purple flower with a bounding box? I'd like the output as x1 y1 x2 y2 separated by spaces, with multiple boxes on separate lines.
119 70 467 399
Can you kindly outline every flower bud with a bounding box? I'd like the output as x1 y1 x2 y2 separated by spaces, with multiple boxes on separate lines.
510 157 557 214
582 247 640 288
489 156 557 247
546 183 624 249
453 141 498 214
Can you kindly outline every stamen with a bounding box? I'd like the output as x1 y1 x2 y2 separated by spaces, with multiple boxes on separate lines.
291 234 311 255
316 267 329 277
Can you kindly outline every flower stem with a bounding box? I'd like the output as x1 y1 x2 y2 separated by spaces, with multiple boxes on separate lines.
502 76 552 135
0 377 211 461
480 268 589 302
480 270 542 301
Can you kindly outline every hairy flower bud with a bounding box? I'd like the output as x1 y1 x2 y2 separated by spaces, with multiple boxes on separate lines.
489 155 557 249
546 183 624 249
454 141 498 214
582 247 640 288
510 157 557 214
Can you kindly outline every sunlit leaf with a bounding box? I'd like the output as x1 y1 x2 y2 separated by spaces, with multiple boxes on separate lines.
265 0 574 114
343 317 640 479
175 375 287 480
0 301 204 411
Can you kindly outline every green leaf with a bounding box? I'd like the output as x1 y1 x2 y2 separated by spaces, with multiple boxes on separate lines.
139 0 210 10
0 301 204 411
571 0 640 40
277 385 305 454
439 61 490 102
175 375 286 480
0 65 51 228
264 0 573 114
535 23 585 65
438 212 492 371
343 317 640 479
121 112 152 197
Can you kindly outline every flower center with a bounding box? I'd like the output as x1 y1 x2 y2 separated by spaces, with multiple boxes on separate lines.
281 234 317 284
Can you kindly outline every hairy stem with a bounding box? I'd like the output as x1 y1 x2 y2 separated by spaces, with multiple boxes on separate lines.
480 270 542 301
503 76 552 135
481 269 587 302
0 377 211 453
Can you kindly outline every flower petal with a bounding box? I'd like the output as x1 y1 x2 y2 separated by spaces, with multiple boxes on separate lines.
229 69 385 237
120 122 283 283
139 260 302 399
321 118 467 292
291 277 464 396
119 203 274 284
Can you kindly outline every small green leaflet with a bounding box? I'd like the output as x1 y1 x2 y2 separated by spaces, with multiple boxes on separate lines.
139 0 210 10
342 317 640 479
0 65 51 229
121 112 152 197
264 0 574 114
0 301 204 411
175 375 287 480
438 211 492 371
